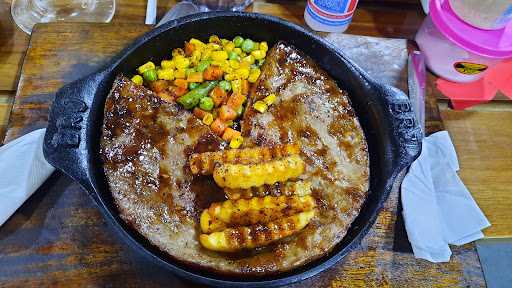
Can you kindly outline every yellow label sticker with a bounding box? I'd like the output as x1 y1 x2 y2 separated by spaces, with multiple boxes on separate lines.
454 62 488 75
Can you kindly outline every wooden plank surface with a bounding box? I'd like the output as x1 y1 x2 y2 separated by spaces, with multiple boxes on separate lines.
440 103 512 237
0 91 13 142
0 22 484 287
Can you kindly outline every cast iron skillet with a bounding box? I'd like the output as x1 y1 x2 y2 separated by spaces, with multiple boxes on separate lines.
42 12 421 287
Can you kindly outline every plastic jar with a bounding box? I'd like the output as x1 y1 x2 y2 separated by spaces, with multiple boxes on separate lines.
415 0 512 83
304 0 359 33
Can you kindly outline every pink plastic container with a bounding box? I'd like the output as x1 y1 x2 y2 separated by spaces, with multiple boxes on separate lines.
415 0 512 83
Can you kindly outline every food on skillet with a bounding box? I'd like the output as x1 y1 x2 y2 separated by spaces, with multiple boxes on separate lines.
223 180 312 200
131 35 267 149
188 143 300 175
101 36 369 275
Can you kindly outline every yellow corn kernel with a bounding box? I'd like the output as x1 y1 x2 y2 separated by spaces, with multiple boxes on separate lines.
209 35 220 43
189 38 205 48
213 154 305 189
221 39 230 46
235 68 250 80
224 73 237 81
229 59 240 69
211 51 228 61
229 135 243 149
239 62 251 70
259 41 268 52
231 79 242 94
199 210 315 252
201 49 212 60
223 41 235 52
223 67 234 74
263 94 277 106
191 50 202 65
188 143 300 175
233 47 242 55
207 43 221 50
174 57 190 69
157 69 175 81
248 68 261 83
253 100 268 113
131 75 143 85
241 55 255 65
210 60 223 67
161 60 175 69
202 113 214 125
137 61 155 74
175 69 186 79
251 50 266 60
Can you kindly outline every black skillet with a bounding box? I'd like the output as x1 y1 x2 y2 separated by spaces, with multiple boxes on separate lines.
42 12 422 287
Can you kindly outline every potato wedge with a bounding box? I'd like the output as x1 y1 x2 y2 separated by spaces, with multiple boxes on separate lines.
200 210 316 252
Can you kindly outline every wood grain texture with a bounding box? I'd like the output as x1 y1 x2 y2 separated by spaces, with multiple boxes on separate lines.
0 91 14 143
440 107 512 237
0 22 484 287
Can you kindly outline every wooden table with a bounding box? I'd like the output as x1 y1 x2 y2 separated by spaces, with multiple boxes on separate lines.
0 0 510 284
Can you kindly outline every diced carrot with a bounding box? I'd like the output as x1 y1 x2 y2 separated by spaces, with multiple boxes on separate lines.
210 86 227 107
174 79 188 89
175 86 188 97
187 72 203 83
157 90 174 103
169 85 188 98
227 92 246 109
193 107 208 119
149 80 170 93
184 41 195 56
211 118 227 136
222 128 241 142
218 105 237 121
203 66 224 80
241 80 250 95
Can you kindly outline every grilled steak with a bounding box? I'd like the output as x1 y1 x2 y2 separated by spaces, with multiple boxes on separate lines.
101 42 369 275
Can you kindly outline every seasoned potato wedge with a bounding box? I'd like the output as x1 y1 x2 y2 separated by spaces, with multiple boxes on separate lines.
213 155 305 189
199 210 316 252
189 143 300 175
224 180 312 200
200 194 316 233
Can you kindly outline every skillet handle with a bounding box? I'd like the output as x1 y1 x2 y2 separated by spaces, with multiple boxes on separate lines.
43 72 104 202
371 81 422 173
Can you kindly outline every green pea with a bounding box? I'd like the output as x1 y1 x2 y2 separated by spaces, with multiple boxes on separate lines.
219 80 231 91
199 97 214 111
197 60 210 72
228 51 240 61
241 39 255 53
233 36 244 48
142 69 157 82
189 82 200 90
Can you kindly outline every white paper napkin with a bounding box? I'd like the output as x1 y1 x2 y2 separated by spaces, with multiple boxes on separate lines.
0 129 55 226
401 131 490 262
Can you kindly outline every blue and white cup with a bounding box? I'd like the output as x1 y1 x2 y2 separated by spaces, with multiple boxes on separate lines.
304 0 359 32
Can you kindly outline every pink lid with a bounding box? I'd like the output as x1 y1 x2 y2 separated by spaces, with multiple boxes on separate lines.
430 0 512 59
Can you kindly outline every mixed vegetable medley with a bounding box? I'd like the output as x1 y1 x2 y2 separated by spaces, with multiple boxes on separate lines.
132 35 277 149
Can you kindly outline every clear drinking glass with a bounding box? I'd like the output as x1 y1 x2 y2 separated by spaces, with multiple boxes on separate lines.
11 0 116 34
191 0 253 11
